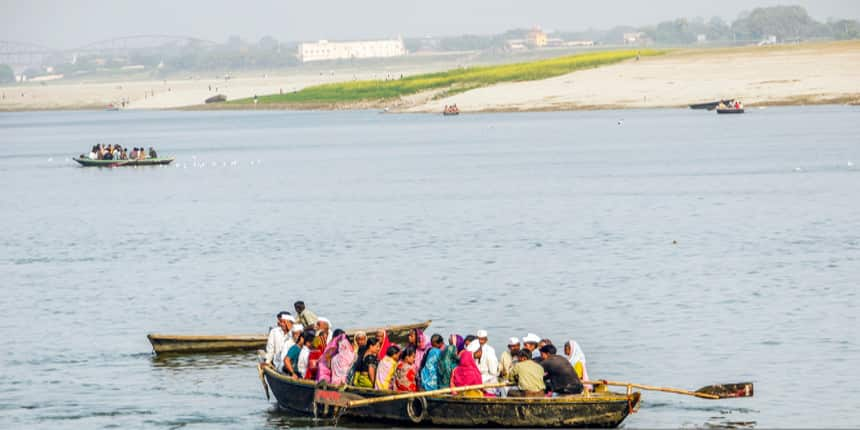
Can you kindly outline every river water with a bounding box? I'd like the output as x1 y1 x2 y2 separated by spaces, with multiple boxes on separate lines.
1 107 858 429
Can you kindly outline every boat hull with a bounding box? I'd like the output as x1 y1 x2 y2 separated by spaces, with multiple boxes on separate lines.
689 99 732 110
73 157 175 167
716 109 745 114
264 368 639 428
148 320 431 354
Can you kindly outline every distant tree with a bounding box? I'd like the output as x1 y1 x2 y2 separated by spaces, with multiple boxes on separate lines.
829 19 860 40
732 5 827 41
0 64 14 83
656 18 696 44
258 35 279 51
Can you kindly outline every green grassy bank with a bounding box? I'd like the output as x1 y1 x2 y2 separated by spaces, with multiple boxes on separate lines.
233 49 663 106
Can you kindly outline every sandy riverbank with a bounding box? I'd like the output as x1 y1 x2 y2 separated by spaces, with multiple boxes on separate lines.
2 41 858 113
405 41 860 112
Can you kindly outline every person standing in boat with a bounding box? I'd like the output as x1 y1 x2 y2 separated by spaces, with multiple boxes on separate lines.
407 329 430 387
437 334 462 388
264 312 294 366
294 301 318 328
506 349 546 397
539 344 584 395
149 147 158 159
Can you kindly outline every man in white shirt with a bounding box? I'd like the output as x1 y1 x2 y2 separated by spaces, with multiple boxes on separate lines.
264 311 294 366
275 324 303 372
475 330 500 394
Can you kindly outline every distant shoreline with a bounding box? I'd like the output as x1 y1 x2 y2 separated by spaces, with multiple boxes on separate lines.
2 41 859 113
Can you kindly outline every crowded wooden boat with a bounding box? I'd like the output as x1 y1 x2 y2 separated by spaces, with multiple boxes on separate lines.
74 143 173 167
250 301 752 428
442 104 460 116
716 100 745 114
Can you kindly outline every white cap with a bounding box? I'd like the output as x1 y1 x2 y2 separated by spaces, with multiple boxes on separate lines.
317 317 331 325
292 324 304 333
476 329 488 338
466 340 480 352
280 314 295 322
523 333 541 344
508 337 520 345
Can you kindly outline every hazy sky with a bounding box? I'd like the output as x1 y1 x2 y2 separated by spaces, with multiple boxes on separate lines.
3 0 860 49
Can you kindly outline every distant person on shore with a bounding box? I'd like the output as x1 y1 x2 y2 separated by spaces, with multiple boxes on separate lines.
294 301 318 329
264 311 294 366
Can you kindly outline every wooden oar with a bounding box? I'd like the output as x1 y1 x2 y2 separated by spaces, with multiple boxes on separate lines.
257 363 271 400
315 382 512 408
584 380 753 399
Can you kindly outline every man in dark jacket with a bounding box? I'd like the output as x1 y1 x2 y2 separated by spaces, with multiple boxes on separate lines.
539 344 583 395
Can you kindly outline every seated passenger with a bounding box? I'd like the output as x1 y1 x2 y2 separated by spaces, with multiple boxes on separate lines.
375 345 401 390
539 345 583 395
419 334 444 391
352 338 381 388
149 146 158 158
312 317 332 351
297 332 315 379
317 328 346 383
564 339 589 382
450 343 484 397
283 327 306 378
522 333 541 360
437 334 462 388
395 345 418 392
507 349 546 397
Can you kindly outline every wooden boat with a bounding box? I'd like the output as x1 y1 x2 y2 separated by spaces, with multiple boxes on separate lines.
716 108 745 114
689 99 732 110
73 157 175 167
205 94 227 104
263 367 640 427
148 320 431 355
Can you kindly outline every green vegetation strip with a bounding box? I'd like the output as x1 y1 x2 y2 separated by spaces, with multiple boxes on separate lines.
235 49 663 105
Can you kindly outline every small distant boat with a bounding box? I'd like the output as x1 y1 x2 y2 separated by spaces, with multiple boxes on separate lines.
689 99 733 110
72 157 175 167
442 105 460 116
105 104 121 111
205 94 227 104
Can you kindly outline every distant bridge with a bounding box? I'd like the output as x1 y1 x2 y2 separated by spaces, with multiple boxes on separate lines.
0 35 218 69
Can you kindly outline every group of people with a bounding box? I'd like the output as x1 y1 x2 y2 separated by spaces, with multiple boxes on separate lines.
717 100 744 110
443 104 460 115
85 143 158 161
262 302 590 398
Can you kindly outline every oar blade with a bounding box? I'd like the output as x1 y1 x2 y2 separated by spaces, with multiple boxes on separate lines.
314 389 365 408
696 382 754 398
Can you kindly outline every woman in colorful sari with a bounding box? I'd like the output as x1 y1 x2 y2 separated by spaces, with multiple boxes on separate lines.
564 339 591 390
394 345 418 392
408 328 431 387
450 348 484 397
329 331 356 385
437 334 462 388
375 329 392 361
420 334 444 391
375 345 401 390
316 329 345 383
352 338 381 388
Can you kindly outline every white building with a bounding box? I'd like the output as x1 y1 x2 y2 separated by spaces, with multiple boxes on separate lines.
298 39 406 63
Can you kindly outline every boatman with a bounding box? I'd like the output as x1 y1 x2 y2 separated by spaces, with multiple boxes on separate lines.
264 311 294 366
294 301 318 328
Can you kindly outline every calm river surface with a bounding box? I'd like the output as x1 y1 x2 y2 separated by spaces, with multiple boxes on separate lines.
1 107 859 429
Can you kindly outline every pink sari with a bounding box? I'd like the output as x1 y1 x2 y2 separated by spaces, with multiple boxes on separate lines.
413 329 431 375
330 334 356 385
316 336 338 383
451 350 483 387
375 356 398 390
